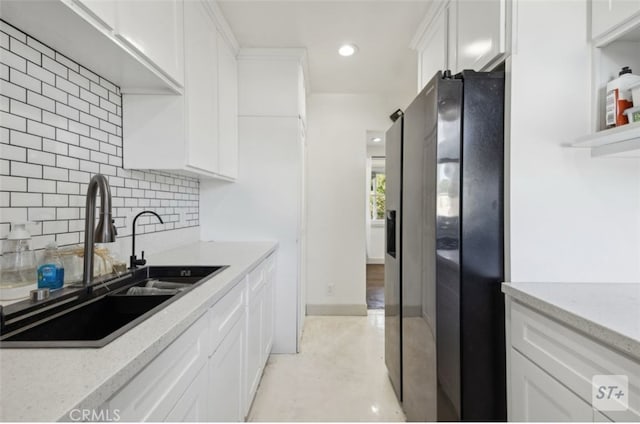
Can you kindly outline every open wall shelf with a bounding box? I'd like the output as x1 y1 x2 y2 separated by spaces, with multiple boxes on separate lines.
573 123 640 158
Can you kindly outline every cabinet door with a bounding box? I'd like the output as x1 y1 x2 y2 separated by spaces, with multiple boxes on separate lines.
184 0 219 174
417 6 448 91
217 31 238 180
73 0 117 30
164 366 209 422
510 349 593 422
115 0 184 85
456 0 506 71
592 0 640 40
209 314 245 421
261 274 274 361
246 287 264 408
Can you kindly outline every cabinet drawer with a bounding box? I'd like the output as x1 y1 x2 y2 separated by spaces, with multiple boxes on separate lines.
106 313 208 421
511 301 640 421
208 279 245 356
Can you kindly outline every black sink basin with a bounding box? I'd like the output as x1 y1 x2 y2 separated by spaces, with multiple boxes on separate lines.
0 265 227 348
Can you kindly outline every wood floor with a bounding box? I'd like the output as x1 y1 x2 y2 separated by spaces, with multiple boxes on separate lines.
366 264 384 309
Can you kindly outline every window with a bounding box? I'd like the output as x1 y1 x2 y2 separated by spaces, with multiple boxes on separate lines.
370 171 386 221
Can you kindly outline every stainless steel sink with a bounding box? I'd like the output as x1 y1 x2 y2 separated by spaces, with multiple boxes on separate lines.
0 265 227 348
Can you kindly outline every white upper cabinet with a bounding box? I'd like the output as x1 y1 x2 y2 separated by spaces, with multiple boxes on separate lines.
217 30 239 180
592 0 640 41
73 0 117 30
123 0 239 180
455 0 507 72
416 4 448 91
115 0 185 86
184 0 219 174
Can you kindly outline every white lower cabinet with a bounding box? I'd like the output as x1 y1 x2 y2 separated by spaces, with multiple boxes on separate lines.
165 365 209 422
507 299 640 422
510 349 593 422
102 252 276 422
209 314 245 421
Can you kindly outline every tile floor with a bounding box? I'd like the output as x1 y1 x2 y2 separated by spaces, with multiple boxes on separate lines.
248 310 405 422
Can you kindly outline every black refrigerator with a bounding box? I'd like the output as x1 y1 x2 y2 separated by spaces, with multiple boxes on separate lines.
384 70 506 422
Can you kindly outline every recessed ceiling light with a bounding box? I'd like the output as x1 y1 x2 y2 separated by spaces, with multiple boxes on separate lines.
338 44 358 57
371 137 382 143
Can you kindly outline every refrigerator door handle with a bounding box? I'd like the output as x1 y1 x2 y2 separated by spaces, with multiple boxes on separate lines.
386 210 396 258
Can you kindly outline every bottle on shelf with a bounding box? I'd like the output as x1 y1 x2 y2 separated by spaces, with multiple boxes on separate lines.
606 66 640 128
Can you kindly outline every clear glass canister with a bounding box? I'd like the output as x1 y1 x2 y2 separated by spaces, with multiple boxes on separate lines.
1 223 36 290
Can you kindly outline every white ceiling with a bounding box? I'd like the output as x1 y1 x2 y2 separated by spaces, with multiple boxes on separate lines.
217 1 432 95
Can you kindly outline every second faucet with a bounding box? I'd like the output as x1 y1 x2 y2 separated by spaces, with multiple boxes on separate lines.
130 210 163 269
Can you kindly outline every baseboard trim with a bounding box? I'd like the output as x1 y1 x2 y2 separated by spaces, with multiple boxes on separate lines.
306 304 368 316
366 258 384 265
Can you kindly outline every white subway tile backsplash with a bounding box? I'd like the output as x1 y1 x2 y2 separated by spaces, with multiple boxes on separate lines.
67 95 89 113
43 220 67 234
89 104 107 121
79 159 99 173
11 161 41 178
0 63 9 80
0 48 27 73
79 87 99 106
27 149 55 166
11 130 41 150
54 52 78 72
2 23 199 248
42 82 67 103
26 61 55 86
10 68 41 93
68 145 90 160
9 38 41 65
42 138 68 155
10 99 41 121
79 111 99 127
79 135 99 151
43 194 67 207
79 67 99 84
27 119 55 138
89 81 108 99
1 79 27 102
56 102 79 121
28 178 56 193
90 150 108 164
56 231 78 246
55 75 79 97
41 55 67 78
56 128 79 146
0 158 9 175
43 166 68 181
1 110 27 131
27 91 55 112
0 32 7 49
0 175 26 191
68 70 90 90
56 155 79 170
0 207 27 223
68 120 89 136
11 192 42 207
26 37 54 60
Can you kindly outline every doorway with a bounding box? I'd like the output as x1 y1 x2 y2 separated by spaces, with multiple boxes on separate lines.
366 131 386 310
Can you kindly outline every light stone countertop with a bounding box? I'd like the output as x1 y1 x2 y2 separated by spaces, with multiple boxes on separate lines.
502 282 640 361
0 240 277 422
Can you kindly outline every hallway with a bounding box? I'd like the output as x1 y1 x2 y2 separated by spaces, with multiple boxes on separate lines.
248 311 405 422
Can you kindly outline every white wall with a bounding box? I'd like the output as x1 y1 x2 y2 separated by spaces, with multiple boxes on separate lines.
306 93 396 312
507 0 640 283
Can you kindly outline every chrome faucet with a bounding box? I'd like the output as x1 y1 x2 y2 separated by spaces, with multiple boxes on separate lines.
82 174 117 288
